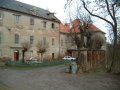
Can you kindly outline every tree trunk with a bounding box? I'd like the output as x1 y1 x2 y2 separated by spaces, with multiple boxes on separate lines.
41 53 43 62
111 43 120 73
76 49 80 73
22 50 25 63
109 26 120 74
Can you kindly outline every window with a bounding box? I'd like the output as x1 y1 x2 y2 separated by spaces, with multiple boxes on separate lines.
0 32 2 44
30 36 34 44
0 11 3 26
0 11 2 18
43 21 47 28
51 23 55 29
30 17 34 25
52 38 55 46
15 34 19 44
14 15 20 24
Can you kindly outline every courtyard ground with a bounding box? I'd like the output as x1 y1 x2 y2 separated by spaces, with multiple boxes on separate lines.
0 65 120 90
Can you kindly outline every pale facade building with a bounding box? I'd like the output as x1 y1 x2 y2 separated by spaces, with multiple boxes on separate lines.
0 0 60 61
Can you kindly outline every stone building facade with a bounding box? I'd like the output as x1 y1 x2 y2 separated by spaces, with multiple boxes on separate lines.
0 0 60 61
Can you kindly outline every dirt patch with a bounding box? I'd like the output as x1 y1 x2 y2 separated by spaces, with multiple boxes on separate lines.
0 65 120 90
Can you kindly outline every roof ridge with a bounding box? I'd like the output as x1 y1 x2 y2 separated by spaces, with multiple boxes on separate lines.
15 0 50 12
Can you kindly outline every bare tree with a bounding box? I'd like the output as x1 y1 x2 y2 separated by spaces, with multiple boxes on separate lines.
68 18 93 73
91 33 105 49
36 40 49 62
21 41 31 63
65 0 120 73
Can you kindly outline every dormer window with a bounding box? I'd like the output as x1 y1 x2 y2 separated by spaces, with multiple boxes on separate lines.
47 12 55 20
30 7 38 15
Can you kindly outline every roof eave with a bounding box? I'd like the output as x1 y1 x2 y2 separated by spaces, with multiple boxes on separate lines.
0 7 60 23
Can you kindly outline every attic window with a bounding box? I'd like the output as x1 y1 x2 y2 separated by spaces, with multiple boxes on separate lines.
47 12 55 18
30 7 38 15
47 13 50 15
19 4 23 7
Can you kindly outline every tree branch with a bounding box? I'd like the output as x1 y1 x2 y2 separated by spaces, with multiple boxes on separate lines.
82 0 114 27
105 0 114 21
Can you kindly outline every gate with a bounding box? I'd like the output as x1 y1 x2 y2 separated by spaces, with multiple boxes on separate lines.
87 50 105 68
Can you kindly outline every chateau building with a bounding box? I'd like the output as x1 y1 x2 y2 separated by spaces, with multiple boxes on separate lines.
0 0 60 61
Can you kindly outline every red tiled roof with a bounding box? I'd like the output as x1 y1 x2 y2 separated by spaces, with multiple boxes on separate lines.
60 19 105 34
60 23 70 33
87 23 105 33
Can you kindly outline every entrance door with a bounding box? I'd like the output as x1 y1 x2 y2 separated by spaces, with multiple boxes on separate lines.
14 50 19 61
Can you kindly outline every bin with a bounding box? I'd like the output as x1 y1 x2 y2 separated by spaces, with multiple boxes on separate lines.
71 61 77 74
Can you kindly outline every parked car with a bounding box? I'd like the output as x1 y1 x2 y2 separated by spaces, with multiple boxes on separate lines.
26 60 38 64
26 57 38 64
63 56 76 61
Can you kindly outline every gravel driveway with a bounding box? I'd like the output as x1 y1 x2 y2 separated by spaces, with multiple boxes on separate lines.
0 65 120 90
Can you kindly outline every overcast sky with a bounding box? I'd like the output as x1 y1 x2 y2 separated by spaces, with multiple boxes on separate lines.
17 0 66 22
